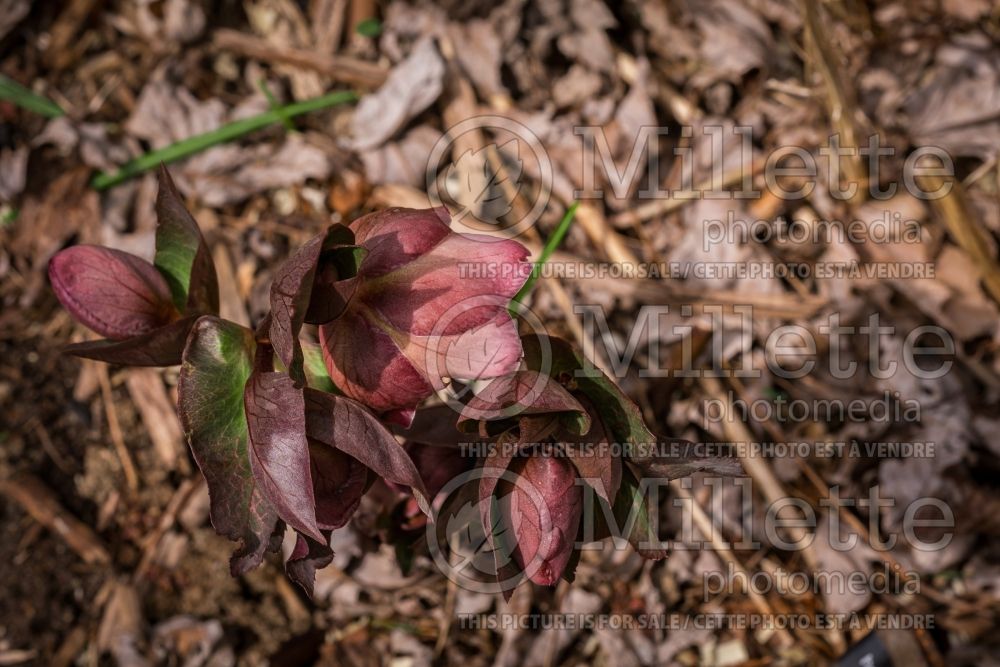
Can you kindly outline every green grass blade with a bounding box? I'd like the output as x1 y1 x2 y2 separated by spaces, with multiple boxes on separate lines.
92 90 358 190
0 75 64 118
257 78 296 133
510 201 579 314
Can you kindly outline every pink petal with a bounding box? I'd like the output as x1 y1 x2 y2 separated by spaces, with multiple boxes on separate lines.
505 451 583 586
319 309 432 414
320 207 530 415
366 234 530 336
350 207 451 276
402 313 523 383
49 245 177 340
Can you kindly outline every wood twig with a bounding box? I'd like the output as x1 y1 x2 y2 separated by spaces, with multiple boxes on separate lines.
212 28 387 88
97 364 140 495
0 472 111 565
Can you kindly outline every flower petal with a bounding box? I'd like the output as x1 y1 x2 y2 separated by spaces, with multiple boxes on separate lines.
504 451 582 586
366 234 530 336
319 310 432 414
351 207 451 276
403 312 524 385
49 245 177 340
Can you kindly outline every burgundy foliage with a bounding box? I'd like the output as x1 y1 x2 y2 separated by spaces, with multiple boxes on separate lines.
49 167 739 597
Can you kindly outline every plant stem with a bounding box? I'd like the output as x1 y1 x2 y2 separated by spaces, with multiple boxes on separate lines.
257 78 296 133
92 90 358 190
510 202 580 314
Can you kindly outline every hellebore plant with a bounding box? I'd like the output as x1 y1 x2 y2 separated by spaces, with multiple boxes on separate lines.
49 170 218 366
48 167 527 593
49 167 739 598
456 335 742 596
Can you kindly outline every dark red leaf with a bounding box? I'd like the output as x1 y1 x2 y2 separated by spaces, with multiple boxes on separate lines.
62 315 198 366
269 225 358 385
476 431 522 600
270 231 327 386
457 370 591 434
303 242 364 324
244 369 324 542
48 245 177 340
406 442 473 501
285 531 334 598
310 440 367 530
178 316 281 574
522 334 656 446
561 399 622 503
303 388 431 513
392 404 467 448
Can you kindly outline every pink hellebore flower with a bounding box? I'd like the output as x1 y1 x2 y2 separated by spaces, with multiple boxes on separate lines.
319 207 530 424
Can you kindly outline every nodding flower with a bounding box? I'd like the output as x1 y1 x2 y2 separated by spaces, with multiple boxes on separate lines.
319 207 530 426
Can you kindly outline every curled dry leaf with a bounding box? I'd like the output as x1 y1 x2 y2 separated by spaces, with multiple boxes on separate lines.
349 37 445 151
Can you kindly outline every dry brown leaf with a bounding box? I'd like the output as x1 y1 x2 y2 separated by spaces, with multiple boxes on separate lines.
348 37 445 151
448 19 508 102
124 72 331 205
360 125 441 187
124 369 185 471
553 64 603 109
907 35 1000 159
0 0 29 41
13 169 100 306
692 0 772 87
97 583 146 666
0 145 28 202
524 589 601 667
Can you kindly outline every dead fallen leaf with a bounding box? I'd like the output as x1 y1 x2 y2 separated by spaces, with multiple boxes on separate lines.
360 125 441 187
348 37 445 151
448 19 508 103
179 133 332 206
163 0 206 43
0 0 29 41
692 0 772 87
97 582 147 666
907 34 1000 159
445 138 523 225
0 145 28 201
125 369 185 471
